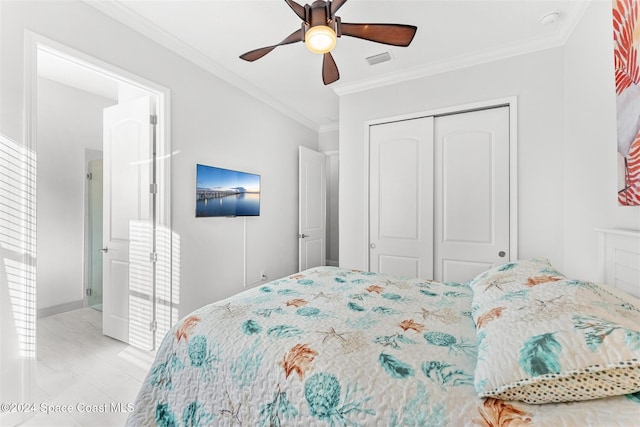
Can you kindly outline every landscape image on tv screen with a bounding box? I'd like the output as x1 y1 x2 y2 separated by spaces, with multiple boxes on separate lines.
196 164 261 217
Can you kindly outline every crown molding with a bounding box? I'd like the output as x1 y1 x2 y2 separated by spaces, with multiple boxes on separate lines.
319 122 339 133
83 0 320 132
83 0 591 131
333 1 591 96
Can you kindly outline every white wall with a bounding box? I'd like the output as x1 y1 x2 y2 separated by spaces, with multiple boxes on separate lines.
36 77 113 312
319 127 339 152
0 133 35 427
562 1 640 281
339 48 566 271
0 0 318 320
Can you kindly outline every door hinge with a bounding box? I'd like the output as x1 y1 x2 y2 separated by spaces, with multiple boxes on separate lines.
150 252 158 263
85 288 92 297
150 114 158 125
149 321 157 332
150 183 158 194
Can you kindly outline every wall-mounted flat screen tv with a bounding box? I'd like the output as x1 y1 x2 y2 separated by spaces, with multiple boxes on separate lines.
196 164 261 217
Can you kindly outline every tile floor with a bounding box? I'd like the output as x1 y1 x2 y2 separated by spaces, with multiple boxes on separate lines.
21 308 154 426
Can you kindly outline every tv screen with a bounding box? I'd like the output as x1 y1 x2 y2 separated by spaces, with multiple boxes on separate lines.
196 164 261 217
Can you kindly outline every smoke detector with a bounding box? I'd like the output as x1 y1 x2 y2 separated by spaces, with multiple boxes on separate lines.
540 11 560 25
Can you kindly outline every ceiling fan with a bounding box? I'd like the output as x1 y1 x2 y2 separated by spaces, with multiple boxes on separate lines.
239 0 418 85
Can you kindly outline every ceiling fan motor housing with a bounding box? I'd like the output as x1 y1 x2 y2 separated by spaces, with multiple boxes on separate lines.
302 1 340 54
303 1 338 38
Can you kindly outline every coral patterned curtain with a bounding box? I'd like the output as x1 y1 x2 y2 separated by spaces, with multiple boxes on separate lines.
614 0 640 205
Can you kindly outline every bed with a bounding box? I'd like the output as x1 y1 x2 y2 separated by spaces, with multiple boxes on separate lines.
127 229 640 426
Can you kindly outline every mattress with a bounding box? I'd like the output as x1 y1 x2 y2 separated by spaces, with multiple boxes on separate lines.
127 266 640 426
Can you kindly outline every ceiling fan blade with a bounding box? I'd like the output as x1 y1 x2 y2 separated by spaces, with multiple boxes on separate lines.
285 0 306 20
330 0 348 15
239 29 304 62
322 52 340 85
340 23 417 46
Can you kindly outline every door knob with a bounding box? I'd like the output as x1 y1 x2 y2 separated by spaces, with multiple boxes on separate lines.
99 247 109 253
498 251 506 258
370 243 376 249
298 234 309 239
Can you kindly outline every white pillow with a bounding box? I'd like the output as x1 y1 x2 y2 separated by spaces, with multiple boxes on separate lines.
470 258 640 404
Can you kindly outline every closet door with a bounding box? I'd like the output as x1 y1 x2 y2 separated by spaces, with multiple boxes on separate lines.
433 107 510 282
369 117 434 278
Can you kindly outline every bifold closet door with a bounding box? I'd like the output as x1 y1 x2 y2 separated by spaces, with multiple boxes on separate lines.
433 107 510 282
369 117 434 278
369 106 510 282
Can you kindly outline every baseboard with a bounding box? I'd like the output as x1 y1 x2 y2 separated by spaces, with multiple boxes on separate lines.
38 300 83 318
326 259 339 267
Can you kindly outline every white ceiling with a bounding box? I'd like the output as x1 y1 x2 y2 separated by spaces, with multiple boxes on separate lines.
79 0 590 131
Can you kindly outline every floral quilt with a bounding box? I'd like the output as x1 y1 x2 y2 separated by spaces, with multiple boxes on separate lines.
127 267 640 426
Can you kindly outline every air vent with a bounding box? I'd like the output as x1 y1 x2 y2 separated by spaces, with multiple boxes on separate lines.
366 51 392 66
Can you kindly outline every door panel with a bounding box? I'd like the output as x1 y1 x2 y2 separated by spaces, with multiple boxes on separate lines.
378 255 419 278
442 259 494 283
109 121 148 240
434 107 510 282
378 139 419 239
303 239 323 270
369 117 434 279
108 260 130 321
442 135 492 243
103 96 153 348
299 147 326 270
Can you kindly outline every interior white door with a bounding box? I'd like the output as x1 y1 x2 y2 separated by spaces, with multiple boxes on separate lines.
103 96 154 349
299 146 326 271
433 107 510 282
369 117 435 278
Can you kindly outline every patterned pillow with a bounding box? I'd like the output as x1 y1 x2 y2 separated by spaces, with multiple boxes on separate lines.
469 258 565 302
470 259 640 404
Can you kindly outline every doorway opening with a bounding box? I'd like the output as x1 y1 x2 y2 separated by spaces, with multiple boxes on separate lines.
25 32 173 352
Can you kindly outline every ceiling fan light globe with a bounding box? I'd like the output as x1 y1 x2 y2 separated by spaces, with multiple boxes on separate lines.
305 25 337 54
